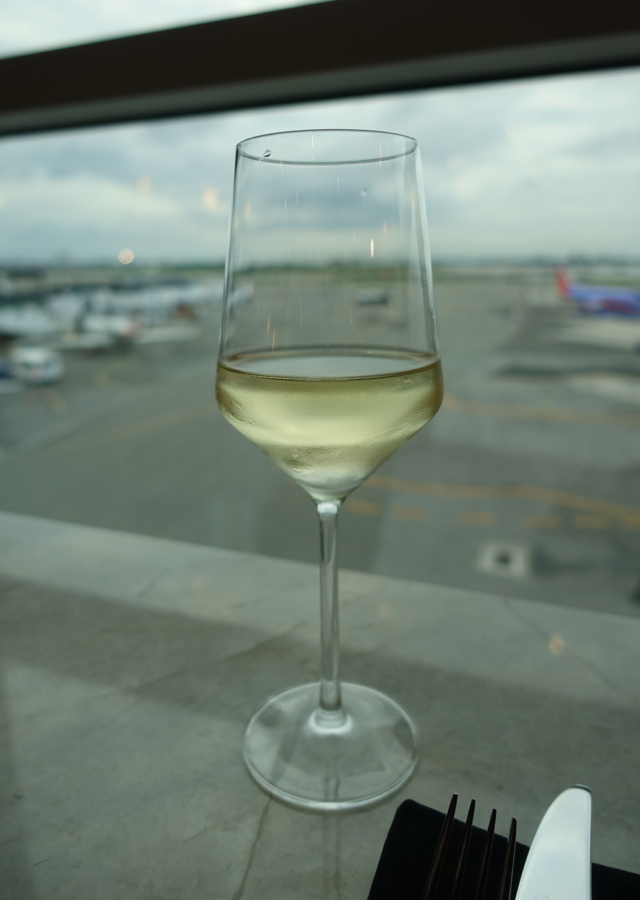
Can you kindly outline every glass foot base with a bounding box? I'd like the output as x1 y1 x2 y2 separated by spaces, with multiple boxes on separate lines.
243 682 419 811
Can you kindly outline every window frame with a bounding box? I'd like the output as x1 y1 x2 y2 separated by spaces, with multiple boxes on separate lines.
1 0 640 137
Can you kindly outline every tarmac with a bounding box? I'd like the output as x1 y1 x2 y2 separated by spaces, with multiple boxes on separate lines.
1 268 640 618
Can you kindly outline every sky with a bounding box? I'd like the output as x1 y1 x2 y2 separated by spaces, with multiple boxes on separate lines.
0 15 639 265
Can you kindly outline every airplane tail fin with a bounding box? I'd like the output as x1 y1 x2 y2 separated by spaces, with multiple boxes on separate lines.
554 266 571 299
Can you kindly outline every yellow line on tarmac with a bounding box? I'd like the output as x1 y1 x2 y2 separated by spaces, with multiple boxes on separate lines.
345 498 381 516
442 391 640 428
392 505 427 522
45 389 68 414
92 357 137 388
524 514 561 529
573 514 612 530
365 474 640 526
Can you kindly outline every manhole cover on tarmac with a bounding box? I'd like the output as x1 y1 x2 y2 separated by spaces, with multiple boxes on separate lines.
475 542 532 579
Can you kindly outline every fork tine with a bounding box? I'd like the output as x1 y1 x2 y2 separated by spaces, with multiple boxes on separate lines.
473 808 496 900
496 818 517 900
449 798 475 900
421 793 458 900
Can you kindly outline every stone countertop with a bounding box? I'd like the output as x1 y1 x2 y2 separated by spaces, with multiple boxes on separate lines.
0 510 638 899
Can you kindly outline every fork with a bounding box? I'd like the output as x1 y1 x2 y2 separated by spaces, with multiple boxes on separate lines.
421 794 517 900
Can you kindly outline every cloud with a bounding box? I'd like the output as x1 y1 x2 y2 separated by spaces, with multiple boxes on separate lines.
0 168 228 261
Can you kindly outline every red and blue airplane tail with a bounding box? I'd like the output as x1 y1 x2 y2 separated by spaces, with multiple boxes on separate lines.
554 267 571 299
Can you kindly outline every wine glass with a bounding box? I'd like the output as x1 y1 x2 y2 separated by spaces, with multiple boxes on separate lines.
216 129 443 810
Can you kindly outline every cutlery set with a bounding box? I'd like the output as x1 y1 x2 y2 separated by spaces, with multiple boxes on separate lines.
368 786 601 900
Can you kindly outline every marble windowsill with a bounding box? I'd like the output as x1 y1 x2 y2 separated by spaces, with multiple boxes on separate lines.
0 510 638 899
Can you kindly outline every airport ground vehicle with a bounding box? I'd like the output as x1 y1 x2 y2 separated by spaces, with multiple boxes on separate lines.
10 345 65 385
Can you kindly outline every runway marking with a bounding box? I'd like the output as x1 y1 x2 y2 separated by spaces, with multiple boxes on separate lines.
45 389 68 414
524 514 561 529
442 391 640 428
457 510 494 526
344 498 381 517
343 496 640 534
573 514 612 530
92 357 138 389
365 474 640 527
392 505 427 521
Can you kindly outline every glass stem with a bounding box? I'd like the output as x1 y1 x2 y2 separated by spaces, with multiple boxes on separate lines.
316 499 342 712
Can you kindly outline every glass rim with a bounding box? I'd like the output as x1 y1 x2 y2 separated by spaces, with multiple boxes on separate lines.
236 128 418 166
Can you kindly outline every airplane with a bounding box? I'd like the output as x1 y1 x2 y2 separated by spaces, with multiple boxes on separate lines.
555 267 640 317
45 293 140 348
101 281 221 322
0 304 58 340
0 279 221 347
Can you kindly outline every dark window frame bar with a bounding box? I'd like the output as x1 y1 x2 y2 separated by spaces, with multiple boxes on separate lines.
1 0 640 137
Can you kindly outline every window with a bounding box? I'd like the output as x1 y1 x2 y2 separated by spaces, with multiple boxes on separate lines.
1 65 640 617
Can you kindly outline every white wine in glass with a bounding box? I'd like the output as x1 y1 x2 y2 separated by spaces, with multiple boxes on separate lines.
217 350 442 501
216 130 443 810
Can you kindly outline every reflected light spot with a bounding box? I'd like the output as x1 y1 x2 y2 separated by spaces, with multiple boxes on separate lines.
245 201 252 219
202 187 219 209
136 175 151 192
549 635 565 655
370 238 375 257
118 248 134 265
446 155 461 169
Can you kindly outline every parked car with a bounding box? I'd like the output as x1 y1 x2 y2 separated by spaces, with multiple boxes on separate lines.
10 345 65 385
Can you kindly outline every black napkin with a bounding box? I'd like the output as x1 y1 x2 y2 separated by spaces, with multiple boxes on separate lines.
367 799 639 900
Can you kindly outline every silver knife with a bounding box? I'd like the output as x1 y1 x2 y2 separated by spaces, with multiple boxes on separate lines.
515 785 591 900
